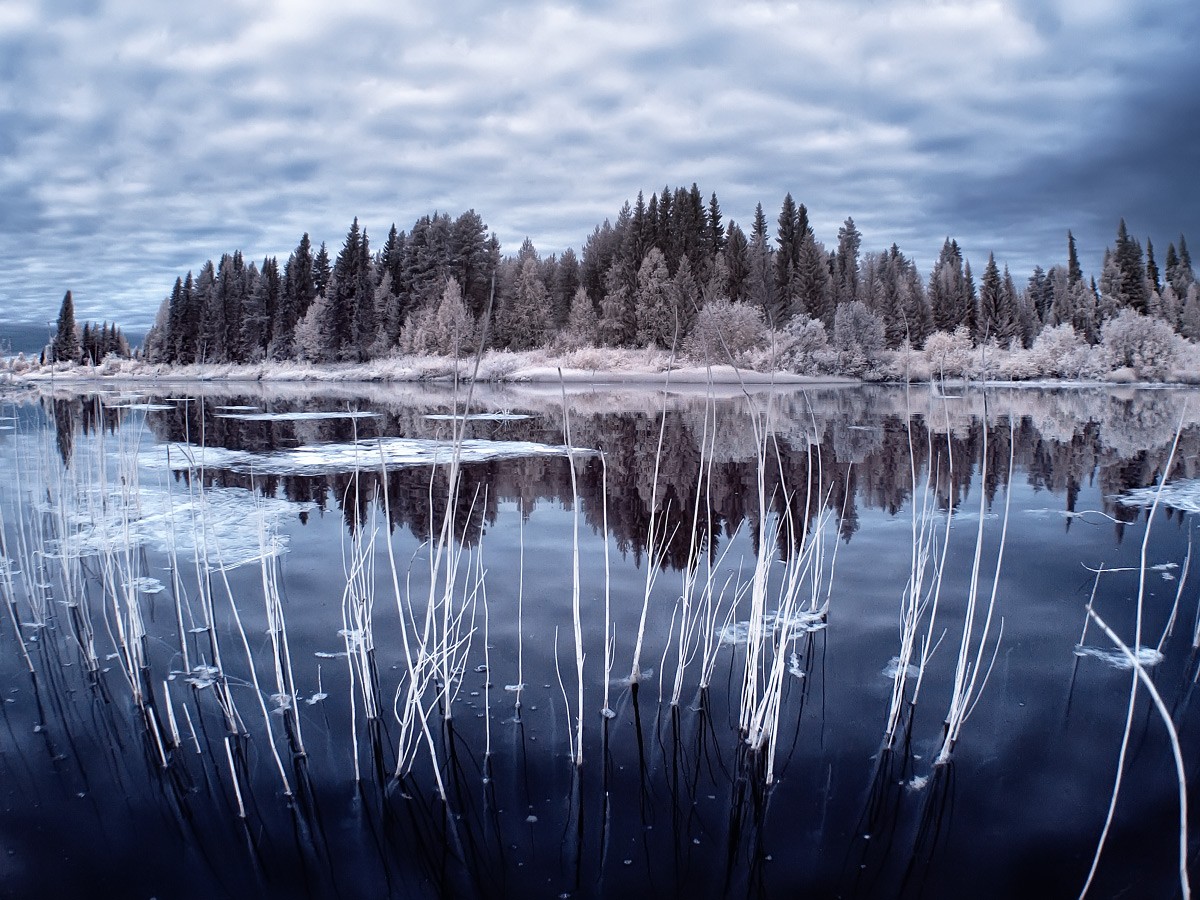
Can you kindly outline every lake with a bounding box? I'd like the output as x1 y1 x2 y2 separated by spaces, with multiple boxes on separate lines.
1 380 1197 898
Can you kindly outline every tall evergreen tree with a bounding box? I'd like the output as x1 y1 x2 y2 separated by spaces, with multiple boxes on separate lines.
724 222 750 303
1067 231 1083 285
52 290 79 363
634 248 677 348
1112 219 1148 311
834 217 862 307
1145 238 1161 296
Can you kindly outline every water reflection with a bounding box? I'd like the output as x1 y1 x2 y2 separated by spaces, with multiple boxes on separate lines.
37 383 1199 556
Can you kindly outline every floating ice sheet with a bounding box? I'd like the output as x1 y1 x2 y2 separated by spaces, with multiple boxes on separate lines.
143 436 592 476
109 403 176 411
1118 480 1200 513
423 413 532 422
1073 644 1164 669
214 410 380 422
47 482 306 571
717 609 827 645
882 657 921 679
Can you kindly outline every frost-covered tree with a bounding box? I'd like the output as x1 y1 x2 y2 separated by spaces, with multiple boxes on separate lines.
634 248 677 348
776 315 829 374
684 298 764 363
832 300 885 374
598 266 635 347
503 257 549 350
924 327 974 379
400 277 477 357
562 286 598 348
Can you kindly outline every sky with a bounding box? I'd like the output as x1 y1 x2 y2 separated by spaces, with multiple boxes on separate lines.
2 0 1199 337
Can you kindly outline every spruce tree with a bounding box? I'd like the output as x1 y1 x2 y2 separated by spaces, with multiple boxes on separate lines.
834 217 862 307
52 290 80 363
1067 231 1083 285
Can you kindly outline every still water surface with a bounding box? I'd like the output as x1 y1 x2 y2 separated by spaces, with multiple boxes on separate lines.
1 382 1197 898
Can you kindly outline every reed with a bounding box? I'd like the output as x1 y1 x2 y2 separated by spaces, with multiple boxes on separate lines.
934 414 1013 766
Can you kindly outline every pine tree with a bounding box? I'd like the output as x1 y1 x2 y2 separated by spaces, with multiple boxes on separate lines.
834 217 862 306
1146 238 1161 296
52 292 79 363
795 227 833 327
723 223 750 303
564 286 598 347
706 192 725 261
273 234 317 359
773 194 801 306
1067 231 1083 285
598 265 635 347
976 253 1016 344
506 257 549 350
1112 219 1148 311
450 210 491 316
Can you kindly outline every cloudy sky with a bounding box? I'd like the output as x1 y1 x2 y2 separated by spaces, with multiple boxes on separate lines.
2 0 1198 334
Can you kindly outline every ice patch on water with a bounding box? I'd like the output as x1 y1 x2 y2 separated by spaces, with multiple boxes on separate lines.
788 651 805 678
882 657 921 679
214 410 380 422
1118 480 1200 513
424 413 532 422
48 484 302 571
110 403 176 411
215 405 259 411
717 609 827 645
1073 644 1164 669
124 576 166 595
143 436 592 476
185 663 221 688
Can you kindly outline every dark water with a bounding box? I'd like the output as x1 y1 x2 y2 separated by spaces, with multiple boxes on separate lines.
1 382 1198 899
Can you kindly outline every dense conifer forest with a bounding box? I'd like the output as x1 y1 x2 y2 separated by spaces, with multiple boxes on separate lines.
51 186 1200 378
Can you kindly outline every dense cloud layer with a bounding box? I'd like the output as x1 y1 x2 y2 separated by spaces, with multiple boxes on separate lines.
2 0 1197 331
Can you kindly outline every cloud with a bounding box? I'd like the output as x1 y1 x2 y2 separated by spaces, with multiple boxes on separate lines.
1 0 1196 329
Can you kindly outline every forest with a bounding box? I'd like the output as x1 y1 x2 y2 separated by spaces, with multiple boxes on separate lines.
51 185 1200 380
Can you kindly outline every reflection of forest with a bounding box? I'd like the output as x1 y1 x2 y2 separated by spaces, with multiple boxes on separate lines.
43 386 1200 568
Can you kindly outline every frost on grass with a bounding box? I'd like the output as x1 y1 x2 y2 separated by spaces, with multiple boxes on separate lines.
48 483 304 570
1073 644 1164 669
717 609 827 645
143 436 592 477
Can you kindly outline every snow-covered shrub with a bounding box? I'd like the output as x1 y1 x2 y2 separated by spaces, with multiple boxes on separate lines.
923 327 973 378
1100 309 1180 380
996 348 1038 380
776 316 829 374
683 299 765 364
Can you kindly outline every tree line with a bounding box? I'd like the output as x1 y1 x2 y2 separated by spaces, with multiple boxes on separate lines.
113 186 1198 368
48 289 133 364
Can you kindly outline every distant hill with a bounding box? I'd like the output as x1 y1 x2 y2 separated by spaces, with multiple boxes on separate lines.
0 322 145 357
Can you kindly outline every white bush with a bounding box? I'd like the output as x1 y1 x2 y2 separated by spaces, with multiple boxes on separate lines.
776 316 830 374
923 327 973 378
1100 309 1180 380
683 299 765 364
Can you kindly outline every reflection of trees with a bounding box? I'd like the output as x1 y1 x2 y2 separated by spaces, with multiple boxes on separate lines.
37 385 1200 570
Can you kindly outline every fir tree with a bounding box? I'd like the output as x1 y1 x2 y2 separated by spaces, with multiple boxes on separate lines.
834 217 862 307
1067 231 1083 285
